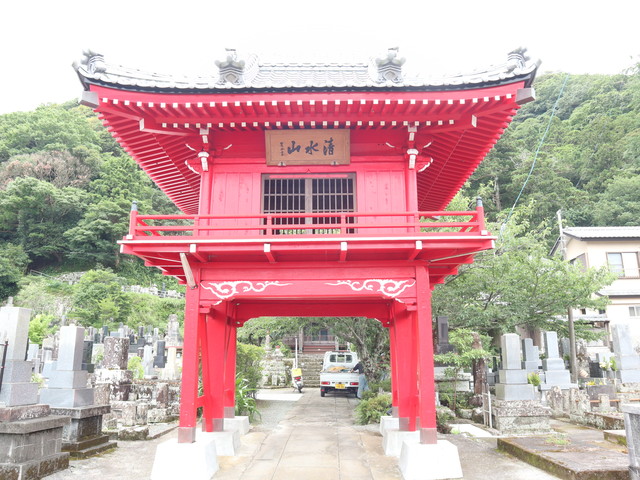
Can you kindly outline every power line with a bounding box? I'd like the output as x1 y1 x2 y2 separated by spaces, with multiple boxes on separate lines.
501 73 570 233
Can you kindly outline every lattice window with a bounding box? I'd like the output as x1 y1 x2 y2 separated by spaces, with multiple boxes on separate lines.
262 174 355 234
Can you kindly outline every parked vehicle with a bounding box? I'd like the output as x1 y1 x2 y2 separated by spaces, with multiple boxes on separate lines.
319 351 360 397
292 367 304 393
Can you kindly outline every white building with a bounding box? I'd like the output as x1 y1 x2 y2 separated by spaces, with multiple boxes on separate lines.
554 226 640 350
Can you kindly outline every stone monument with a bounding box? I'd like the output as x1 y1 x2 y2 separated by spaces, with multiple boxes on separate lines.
40 325 116 458
521 338 540 372
94 337 133 401
0 300 70 478
495 333 534 401
541 331 576 390
612 323 640 383
492 333 551 435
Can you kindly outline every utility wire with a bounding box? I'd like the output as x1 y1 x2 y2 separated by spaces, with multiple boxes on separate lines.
501 73 570 234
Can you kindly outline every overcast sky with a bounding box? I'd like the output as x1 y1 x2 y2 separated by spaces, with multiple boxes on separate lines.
1 0 638 115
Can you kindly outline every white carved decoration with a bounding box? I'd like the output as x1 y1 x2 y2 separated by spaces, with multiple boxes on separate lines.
326 279 415 298
201 281 292 305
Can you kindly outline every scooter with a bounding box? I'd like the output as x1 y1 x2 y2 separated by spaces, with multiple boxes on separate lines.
292 367 304 393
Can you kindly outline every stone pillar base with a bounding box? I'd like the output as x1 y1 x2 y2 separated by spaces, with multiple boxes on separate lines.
224 416 250 435
379 415 400 435
197 429 241 456
399 439 463 480
151 437 218 480
382 428 419 457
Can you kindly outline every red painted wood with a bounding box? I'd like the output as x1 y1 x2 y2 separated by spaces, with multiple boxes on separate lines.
415 266 437 442
224 324 237 417
177 284 201 443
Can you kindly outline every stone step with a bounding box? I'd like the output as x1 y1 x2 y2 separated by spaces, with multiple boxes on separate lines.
604 429 627 446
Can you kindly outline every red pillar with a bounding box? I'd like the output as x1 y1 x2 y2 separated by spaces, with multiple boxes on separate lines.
200 312 214 432
388 322 399 417
205 308 227 431
178 285 201 443
393 306 418 430
224 323 238 418
415 266 437 444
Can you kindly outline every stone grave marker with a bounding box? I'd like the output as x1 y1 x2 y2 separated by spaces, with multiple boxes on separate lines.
541 331 575 390
612 323 640 383
521 338 540 372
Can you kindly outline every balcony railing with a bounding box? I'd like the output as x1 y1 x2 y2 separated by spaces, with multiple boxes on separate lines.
126 204 487 241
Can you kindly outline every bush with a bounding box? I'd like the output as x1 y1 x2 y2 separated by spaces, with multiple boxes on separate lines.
127 356 144 379
355 393 392 425
236 343 264 392
235 377 261 422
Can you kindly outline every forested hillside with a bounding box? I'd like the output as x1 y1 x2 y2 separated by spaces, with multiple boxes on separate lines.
0 67 638 331
469 68 640 234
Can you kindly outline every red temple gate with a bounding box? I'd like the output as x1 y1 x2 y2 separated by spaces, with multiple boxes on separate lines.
74 47 538 445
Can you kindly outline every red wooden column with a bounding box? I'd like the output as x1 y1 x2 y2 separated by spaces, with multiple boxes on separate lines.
178 282 202 443
392 305 418 430
204 307 228 432
199 311 214 431
415 265 437 444
388 322 399 417
224 322 238 418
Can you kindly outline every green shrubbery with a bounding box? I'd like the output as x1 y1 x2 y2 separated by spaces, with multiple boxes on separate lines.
355 393 392 425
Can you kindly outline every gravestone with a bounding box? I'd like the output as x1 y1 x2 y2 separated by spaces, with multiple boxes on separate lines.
622 404 640 479
143 345 155 377
154 340 167 368
82 340 94 373
95 337 132 401
102 326 109 342
541 331 576 390
41 326 116 458
103 337 129 369
492 333 550 435
0 304 39 406
162 346 179 381
40 325 94 408
166 314 181 347
0 300 70 477
495 333 534 401
521 338 540 372
612 323 640 383
435 316 455 355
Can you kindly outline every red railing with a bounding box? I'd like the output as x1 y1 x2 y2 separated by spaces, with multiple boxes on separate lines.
126 204 487 240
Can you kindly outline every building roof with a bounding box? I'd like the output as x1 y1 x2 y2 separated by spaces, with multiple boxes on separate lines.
564 227 640 240
73 48 539 214
74 48 539 94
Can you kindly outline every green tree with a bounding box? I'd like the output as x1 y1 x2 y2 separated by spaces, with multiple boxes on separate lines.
69 269 131 327
0 243 29 301
64 198 131 268
434 328 491 412
28 314 56 345
432 219 615 340
0 177 88 264
592 175 640 226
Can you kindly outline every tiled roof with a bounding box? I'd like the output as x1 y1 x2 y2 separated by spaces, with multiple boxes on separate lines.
564 227 640 240
74 48 539 93
598 287 640 297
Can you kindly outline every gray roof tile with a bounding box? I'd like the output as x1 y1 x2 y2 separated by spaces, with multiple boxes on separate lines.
74 48 539 93
565 227 640 239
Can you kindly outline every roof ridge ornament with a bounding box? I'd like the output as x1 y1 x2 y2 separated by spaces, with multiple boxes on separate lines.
507 47 529 72
77 49 106 75
374 47 406 83
215 48 247 86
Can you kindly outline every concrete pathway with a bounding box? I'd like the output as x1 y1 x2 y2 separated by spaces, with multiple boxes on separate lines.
215 388 401 479
44 388 576 479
